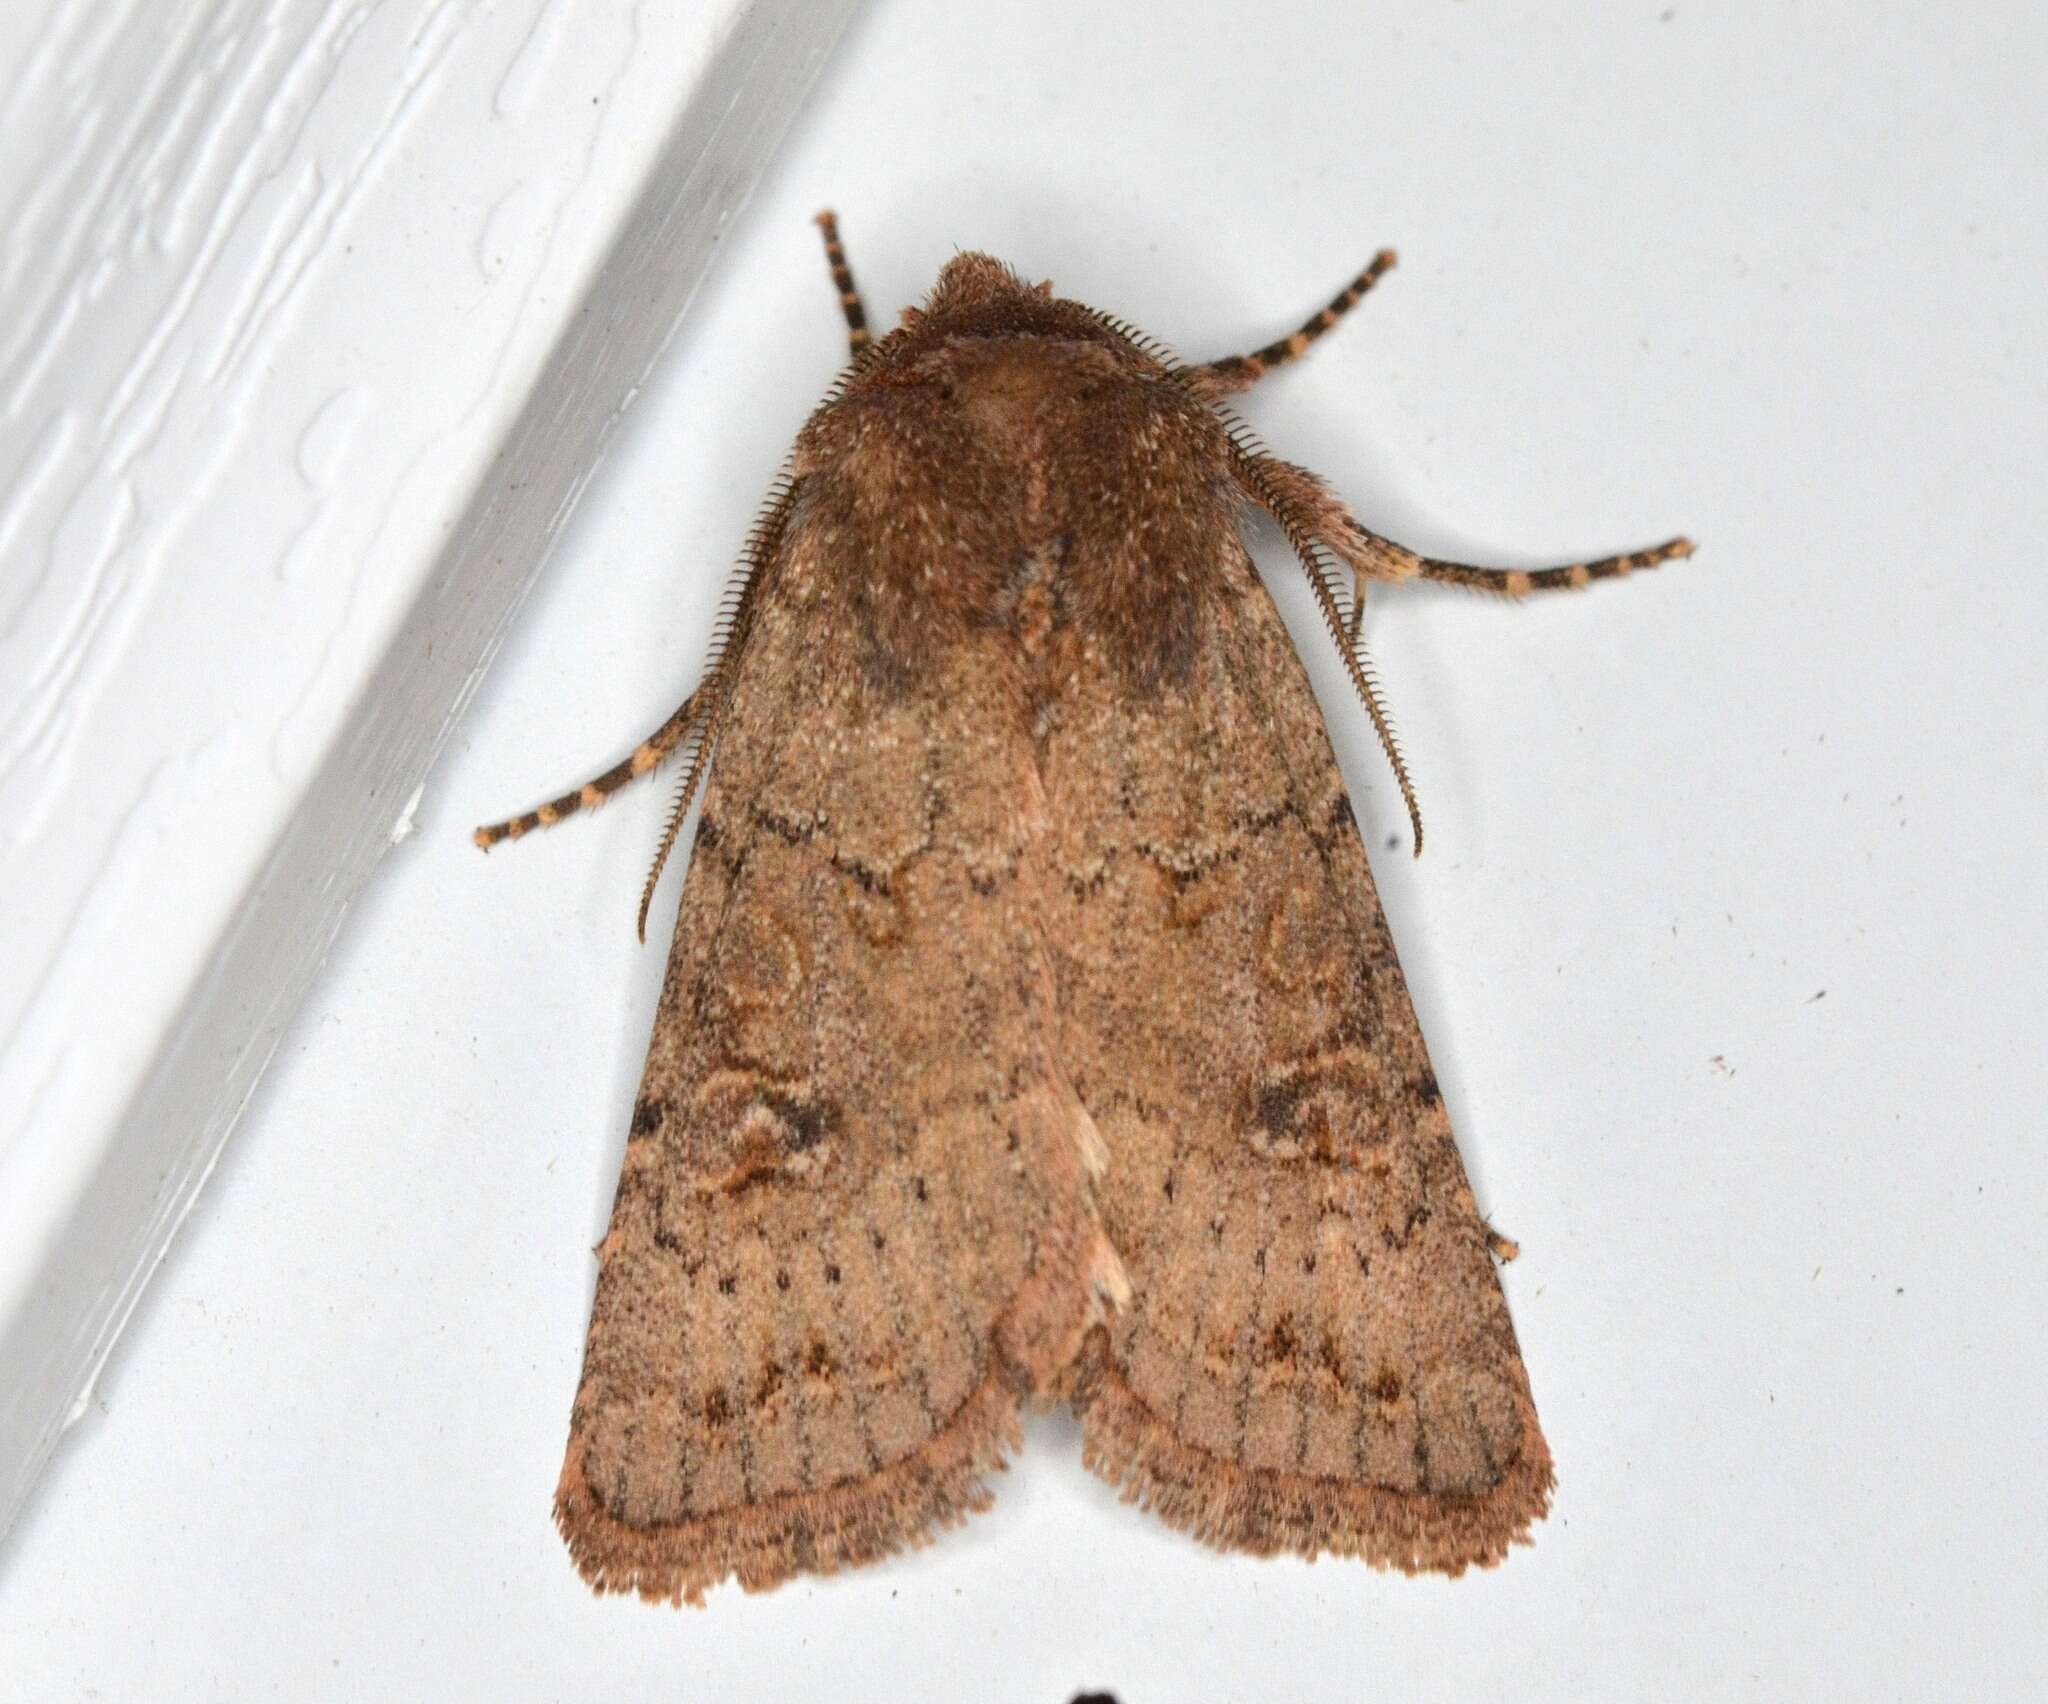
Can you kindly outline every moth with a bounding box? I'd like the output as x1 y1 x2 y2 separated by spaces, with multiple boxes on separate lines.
476 212 1689 1603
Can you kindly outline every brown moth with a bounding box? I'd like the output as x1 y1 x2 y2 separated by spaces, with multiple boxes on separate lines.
476 212 1690 1604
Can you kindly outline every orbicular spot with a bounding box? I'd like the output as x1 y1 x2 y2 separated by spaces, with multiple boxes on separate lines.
1258 880 1343 993
721 907 807 1013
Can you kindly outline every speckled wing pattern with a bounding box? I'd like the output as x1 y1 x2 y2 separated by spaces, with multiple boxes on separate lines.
559 512 1549 1598
1046 534 1553 1572
507 238 1666 1602
554 505 1124 1604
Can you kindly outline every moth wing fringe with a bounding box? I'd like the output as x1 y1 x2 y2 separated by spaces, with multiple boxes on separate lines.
1072 1339 1554 1576
554 1369 1024 1607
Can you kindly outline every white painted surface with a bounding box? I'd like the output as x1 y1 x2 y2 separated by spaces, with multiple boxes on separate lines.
0 0 855 1536
4 0 2045 1697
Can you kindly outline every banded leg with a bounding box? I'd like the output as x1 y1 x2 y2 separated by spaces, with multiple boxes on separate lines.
1187 249 1398 397
814 209 870 358
473 687 703 850
1241 453 1692 610
1340 524 1696 598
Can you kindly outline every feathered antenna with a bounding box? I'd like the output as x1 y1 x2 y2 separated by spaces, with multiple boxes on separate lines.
1084 306 1187 375
634 469 803 940
1220 417 1424 856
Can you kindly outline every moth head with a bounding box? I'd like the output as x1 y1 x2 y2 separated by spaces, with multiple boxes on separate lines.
923 251 1038 315
850 253 1175 390
905 268 1053 323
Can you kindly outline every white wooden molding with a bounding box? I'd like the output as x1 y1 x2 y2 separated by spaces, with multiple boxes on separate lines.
0 0 857 1537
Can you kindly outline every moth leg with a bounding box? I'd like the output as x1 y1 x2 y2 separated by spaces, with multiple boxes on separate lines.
1186 249 1397 397
472 687 703 850
1237 452 1692 601
813 210 871 359
1342 525 1696 599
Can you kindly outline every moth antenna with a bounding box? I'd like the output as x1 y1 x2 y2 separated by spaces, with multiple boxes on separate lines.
633 471 803 937
1217 409 1273 459
637 731 711 943
1186 249 1398 398
1083 307 1188 375
814 210 872 362
1306 532 1423 857
1228 435 1425 855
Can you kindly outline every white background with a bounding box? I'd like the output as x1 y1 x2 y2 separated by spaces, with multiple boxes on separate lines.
5 0 2044 1697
